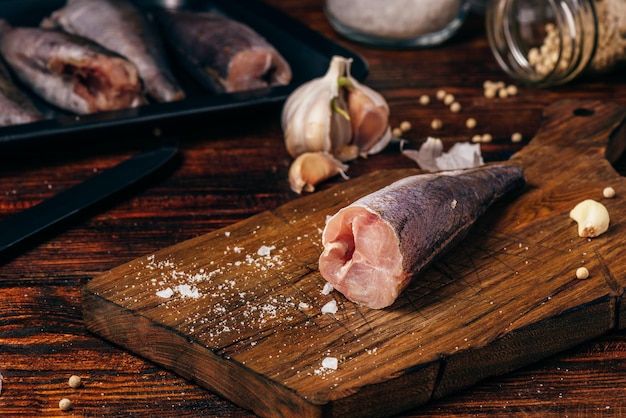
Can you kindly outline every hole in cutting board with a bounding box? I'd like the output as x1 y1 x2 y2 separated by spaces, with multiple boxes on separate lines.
573 108 596 117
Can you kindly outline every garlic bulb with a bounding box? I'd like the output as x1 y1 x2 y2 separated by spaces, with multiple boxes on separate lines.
282 57 351 159
282 55 391 161
288 152 348 194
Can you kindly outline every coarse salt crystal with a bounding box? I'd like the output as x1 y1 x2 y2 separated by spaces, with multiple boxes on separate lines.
322 357 338 370
321 300 338 314
298 302 310 309
175 284 200 298
321 282 334 295
156 287 174 298
257 245 276 257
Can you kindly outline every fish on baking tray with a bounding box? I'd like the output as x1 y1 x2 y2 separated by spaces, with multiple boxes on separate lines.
154 9 293 94
41 0 185 103
0 0 294 126
0 19 144 115
319 164 526 309
0 60 43 127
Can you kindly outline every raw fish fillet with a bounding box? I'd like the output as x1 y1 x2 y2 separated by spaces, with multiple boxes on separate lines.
0 20 143 115
155 10 292 93
0 61 43 127
319 164 525 309
42 0 184 102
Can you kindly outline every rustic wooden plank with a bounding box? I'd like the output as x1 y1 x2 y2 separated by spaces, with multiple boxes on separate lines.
83 100 625 417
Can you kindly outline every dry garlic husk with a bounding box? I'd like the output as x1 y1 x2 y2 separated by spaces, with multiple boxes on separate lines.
281 55 390 161
289 152 348 194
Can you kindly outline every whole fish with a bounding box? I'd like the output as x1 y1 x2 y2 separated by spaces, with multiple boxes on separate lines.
319 164 525 309
155 10 292 94
0 61 43 127
42 0 185 103
0 20 144 115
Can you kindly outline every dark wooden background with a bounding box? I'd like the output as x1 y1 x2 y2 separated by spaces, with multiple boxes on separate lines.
1 0 625 416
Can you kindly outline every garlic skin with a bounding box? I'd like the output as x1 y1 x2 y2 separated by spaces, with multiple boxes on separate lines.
281 55 391 161
288 152 348 194
569 199 610 238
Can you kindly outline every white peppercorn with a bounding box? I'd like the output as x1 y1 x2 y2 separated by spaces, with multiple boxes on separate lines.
576 266 590 280
68 375 82 389
603 186 616 199
59 398 73 411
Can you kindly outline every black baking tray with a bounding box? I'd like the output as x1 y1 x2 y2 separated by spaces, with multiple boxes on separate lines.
0 0 367 150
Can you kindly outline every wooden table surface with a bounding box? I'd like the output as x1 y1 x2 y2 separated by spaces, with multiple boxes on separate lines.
1 1 625 416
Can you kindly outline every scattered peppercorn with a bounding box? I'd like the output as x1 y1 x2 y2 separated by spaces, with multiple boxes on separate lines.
576 266 590 280
443 93 455 105
399 120 412 132
603 186 616 198
484 88 496 99
481 133 493 142
436 89 446 100
392 127 402 137
68 375 82 389
59 398 73 412
431 118 443 130
450 101 461 113
466 118 477 129
506 84 518 96
511 132 523 142
419 94 430 105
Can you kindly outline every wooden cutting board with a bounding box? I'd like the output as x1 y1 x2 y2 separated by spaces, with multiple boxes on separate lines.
83 99 626 417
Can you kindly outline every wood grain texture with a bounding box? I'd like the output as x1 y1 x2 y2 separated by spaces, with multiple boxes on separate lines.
1 1 626 416
82 100 626 417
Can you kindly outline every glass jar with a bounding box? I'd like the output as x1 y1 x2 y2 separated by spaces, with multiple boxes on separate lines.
486 0 626 87
324 0 471 48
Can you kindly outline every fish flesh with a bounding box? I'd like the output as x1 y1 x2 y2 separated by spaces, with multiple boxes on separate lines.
0 20 144 115
42 0 185 103
0 60 43 127
318 164 525 309
154 10 292 94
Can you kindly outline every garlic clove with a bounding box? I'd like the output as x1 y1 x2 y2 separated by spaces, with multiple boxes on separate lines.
346 87 390 153
569 199 610 238
343 61 392 155
330 94 353 157
281 56 352 158
288 152 349 194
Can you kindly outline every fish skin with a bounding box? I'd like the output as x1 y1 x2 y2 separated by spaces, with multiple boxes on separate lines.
155 10 292 94
42 0 184 103
319 164 526 309
0 20 144 115
0 60 43 127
